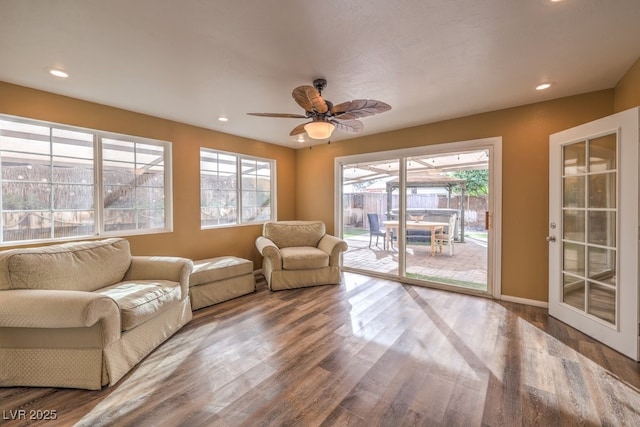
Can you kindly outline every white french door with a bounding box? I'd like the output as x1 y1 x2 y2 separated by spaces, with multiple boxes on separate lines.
548 107 639 360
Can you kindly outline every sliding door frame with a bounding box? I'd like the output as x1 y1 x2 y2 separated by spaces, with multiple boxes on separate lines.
335 137 502 298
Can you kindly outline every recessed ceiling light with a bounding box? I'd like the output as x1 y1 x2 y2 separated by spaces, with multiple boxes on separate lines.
49 68 69 78
49 68 69 79
297 135 305 143
217 116 229 122
536 82 555 91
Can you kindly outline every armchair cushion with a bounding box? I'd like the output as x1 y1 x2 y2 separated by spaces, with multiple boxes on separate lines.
281 247 329 270
263 221 325 248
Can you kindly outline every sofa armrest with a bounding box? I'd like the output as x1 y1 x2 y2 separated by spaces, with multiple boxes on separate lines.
255 236 283 271
318 234 349 267
125 256 193 300
0 289 121 346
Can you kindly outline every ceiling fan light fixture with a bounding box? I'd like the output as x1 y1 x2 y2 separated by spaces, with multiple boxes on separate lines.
247 79 391 141
304 121 335 139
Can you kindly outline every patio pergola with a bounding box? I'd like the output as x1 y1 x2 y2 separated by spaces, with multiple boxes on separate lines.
385 174 467 242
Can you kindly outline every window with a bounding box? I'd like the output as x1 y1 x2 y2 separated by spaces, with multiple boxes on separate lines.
200 148 275 228
102 138 168 232
0 115 172 244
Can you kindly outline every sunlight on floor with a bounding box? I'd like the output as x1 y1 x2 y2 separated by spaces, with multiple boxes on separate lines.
77 321 217 425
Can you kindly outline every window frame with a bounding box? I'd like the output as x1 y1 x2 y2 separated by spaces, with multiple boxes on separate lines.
0 114 173 246
200 147 276 229
99 134 173 237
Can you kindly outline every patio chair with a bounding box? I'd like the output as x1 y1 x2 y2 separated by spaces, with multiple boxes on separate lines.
367 213 390 250
434 213 457 256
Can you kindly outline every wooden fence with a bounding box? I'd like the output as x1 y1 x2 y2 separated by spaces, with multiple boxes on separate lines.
343 193 488 230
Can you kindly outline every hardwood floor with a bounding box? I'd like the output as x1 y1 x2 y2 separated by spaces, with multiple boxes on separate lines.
3 272 640 426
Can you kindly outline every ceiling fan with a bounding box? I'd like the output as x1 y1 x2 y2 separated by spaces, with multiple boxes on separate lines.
247 78 391 140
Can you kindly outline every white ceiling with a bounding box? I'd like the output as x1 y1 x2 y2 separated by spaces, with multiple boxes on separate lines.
2 0 640 149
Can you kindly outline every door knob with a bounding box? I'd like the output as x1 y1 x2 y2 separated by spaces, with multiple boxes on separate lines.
546 236 556 242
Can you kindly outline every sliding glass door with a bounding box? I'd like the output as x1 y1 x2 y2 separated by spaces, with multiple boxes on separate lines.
402 152 489 291
337 139 500 296
342 159 399 275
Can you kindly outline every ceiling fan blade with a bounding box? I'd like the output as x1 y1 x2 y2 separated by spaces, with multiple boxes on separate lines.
289 121 311 136
331 119 364 134
331 99 391 120
292 85 329 114
247 112 307 118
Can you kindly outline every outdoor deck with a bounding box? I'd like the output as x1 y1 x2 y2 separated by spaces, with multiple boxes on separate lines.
343 232 488 290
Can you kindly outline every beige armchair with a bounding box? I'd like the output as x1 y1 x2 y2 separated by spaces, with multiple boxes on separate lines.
255 221 348 291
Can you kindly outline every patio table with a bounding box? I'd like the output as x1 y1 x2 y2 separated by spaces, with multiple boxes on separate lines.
383 220 449 256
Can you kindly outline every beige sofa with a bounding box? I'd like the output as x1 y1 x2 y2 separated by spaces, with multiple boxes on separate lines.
0 238 193 390
255 221 348 291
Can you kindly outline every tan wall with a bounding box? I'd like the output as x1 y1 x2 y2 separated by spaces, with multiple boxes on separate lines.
0 82 297 268
614 57 640 112
295 90 615 302
5 60 640 303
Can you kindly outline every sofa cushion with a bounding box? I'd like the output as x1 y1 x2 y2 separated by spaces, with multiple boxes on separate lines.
263 221 325 248
97 280 181 331
280 247 329 270
0 238 131 292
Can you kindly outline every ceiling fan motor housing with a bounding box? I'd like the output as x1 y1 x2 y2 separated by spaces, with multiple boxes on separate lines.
313 78 327 93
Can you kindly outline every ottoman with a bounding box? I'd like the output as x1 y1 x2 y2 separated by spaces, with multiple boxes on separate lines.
189 256 256 310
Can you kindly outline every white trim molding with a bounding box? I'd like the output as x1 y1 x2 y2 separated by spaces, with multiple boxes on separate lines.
500 294 549 308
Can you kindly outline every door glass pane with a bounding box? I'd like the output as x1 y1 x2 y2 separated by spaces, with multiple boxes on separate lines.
564 141 586 175
563 209 584 242
588 173 616 208
563 274 585 311
563 242 585 276
588 282 615 323
588 247 616 285
588 211 615 246
563 176 585 207
341 159 399 276
403 152 487 292
589 134 616 172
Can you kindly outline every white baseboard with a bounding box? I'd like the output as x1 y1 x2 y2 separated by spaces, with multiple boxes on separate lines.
500 294 549 308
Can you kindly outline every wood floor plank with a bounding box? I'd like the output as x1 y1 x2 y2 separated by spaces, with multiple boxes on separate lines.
520 385 561 427
3 272 640 426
